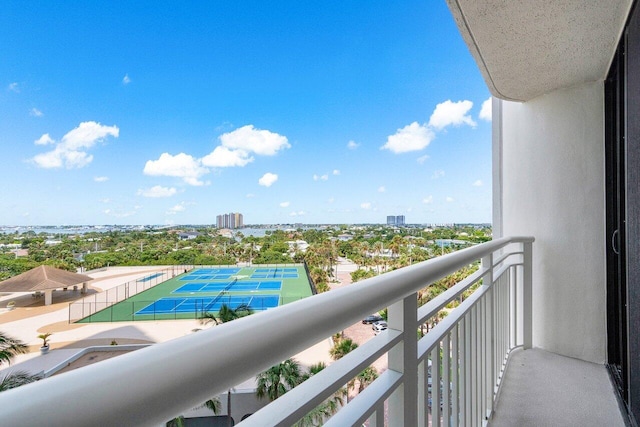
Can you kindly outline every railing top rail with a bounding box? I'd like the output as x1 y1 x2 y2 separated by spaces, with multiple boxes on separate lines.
0 236 533 426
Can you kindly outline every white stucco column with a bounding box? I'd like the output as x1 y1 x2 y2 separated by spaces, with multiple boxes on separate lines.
44 289 53 306
499 81 606 363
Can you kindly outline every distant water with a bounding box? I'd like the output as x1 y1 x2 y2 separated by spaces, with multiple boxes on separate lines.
236 228 268 237
1 225 321 237
0 226 115 235
1 226 287 237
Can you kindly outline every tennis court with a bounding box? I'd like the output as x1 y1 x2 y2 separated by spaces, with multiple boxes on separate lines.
75 264 313 322
180 267 241 281
251 267 299 279
173 280 282 293
135 295 280 315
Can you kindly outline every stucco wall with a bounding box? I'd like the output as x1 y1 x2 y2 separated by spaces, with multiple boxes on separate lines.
497 81 606 363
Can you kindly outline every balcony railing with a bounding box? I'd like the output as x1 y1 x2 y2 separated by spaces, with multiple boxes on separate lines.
0 236 533 426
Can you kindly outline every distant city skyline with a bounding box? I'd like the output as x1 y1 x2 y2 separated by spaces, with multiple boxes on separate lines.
1 2 492 226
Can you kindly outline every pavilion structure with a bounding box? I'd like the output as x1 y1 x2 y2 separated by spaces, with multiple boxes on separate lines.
0 265 93 306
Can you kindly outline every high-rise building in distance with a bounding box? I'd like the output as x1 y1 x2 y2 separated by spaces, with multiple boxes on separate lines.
216 212 244 229
386 215 405 226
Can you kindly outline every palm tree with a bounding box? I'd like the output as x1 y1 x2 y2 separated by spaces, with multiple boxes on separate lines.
256 358 304 401
200 303 253 326
294 362 346 426
355 366 378 393
0 331 41 392
330 338 358 361
301 361 326 382
168 397 221 427
0 370 42 392
373 241 385 274
201 397 222 415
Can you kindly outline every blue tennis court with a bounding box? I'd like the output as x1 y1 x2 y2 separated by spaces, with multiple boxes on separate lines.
251 273 298 279
251 267 299 279
173 280 282 293
135 295 280 315
180 267 241 281
254 268 298 273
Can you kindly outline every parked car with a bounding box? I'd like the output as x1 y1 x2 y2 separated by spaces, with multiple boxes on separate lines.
372 321 388 333
362 314 384 324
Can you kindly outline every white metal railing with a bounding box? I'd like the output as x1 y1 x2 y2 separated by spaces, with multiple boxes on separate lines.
0 236 533 426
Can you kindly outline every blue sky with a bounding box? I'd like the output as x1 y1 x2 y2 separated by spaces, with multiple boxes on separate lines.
1 1 492 226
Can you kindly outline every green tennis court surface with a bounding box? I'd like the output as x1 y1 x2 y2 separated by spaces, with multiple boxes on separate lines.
77 264 313 323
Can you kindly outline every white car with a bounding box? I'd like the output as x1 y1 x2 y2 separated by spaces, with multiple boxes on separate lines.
372 321 388 333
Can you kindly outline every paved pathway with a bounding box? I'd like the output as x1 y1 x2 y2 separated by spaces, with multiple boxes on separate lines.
330 258 388 375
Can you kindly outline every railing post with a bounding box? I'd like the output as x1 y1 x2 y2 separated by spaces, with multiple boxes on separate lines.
522 241 533 349
388 293 418 425
481 253 495 420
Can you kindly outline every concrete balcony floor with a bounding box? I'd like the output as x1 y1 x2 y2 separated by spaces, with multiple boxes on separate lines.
490 348 627 426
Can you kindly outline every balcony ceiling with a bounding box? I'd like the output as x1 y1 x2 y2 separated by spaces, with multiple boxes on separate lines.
447 0 633 101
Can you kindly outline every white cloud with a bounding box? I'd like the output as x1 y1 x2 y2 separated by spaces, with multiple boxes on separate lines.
137 185 177 198
423 195 433 204
33 147 92 169
8 82 19 93
327 197 334 203
201 146 253 167
99 198 110 203
381 122 435 153
258 172 278 187
218 125 290 156
432 169 445 179
360 202 372 210
200 125 289 172
166 203 186 215
313 174 329 181
417 155 429 165
280 201 290 207
333 169 340 175
378 186 386 193
94 176 109 182
246 193 255 198
123 74 131 85
34 134 54 145
428 100 476 130
30 108 43 117
32 122 119 169
347 140 359 150
472 179 483 187
479 97 492 121
446 196 455 202
61 121 120 150
289 210 306 217
143 153 209 186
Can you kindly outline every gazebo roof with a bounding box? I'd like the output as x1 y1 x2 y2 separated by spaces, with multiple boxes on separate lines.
0 265 93 292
